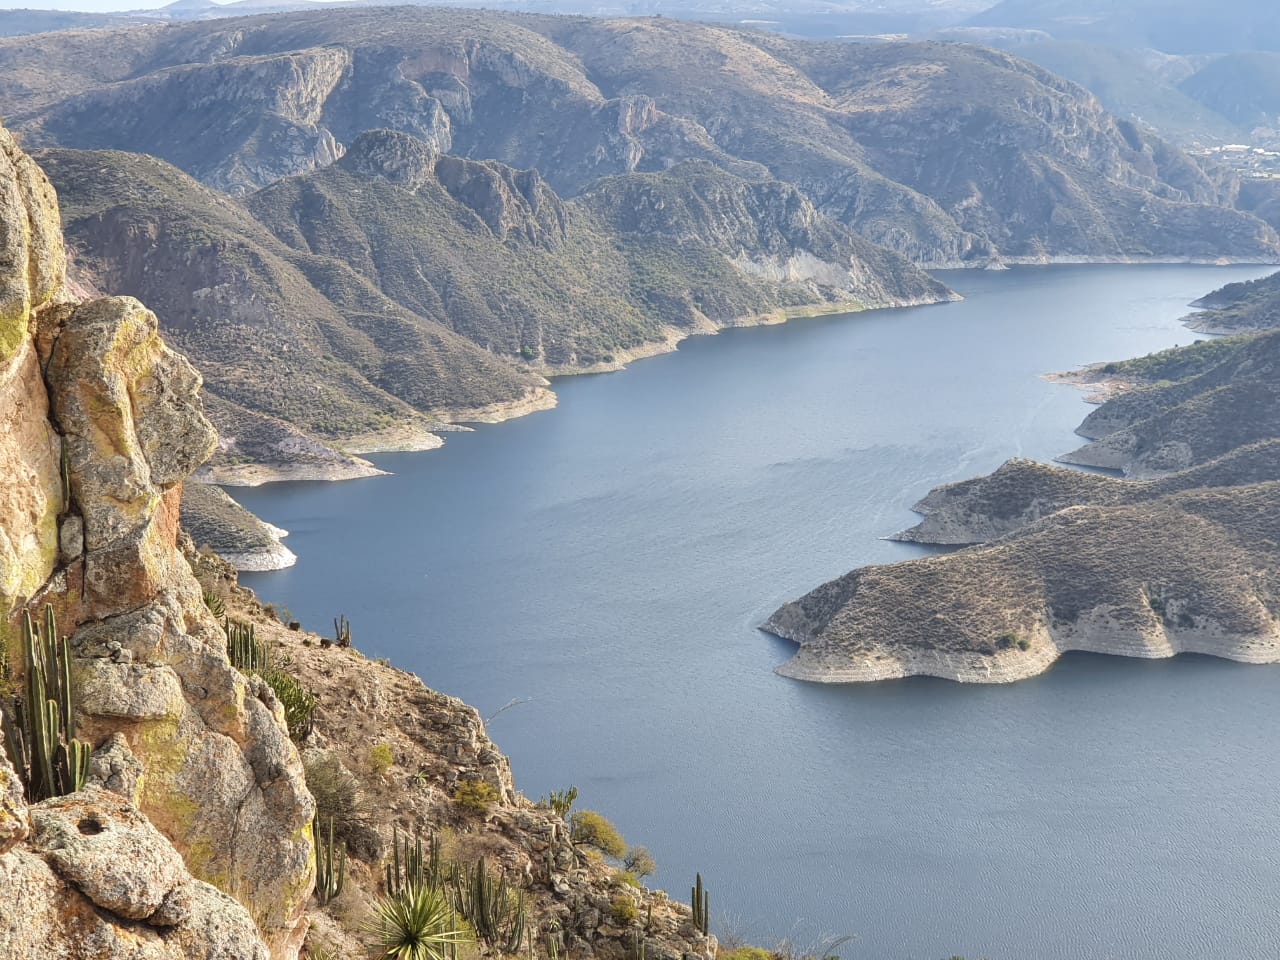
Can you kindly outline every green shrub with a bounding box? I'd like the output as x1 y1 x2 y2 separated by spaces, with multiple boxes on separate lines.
612 870 640 889
452 779 499 814
370 742 395 775
994 632 1018 650
610 894 638 925
304 751 366 829
623 845 656 878
1016 637 1031 651
570 810 626 858
719 949 775 960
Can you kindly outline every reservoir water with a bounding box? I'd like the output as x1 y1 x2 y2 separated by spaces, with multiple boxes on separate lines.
236 264 1280 960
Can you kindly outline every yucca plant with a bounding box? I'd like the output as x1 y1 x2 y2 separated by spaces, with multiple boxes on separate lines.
367 883 472 960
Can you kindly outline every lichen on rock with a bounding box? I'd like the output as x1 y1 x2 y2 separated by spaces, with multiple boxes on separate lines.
0 119 314 958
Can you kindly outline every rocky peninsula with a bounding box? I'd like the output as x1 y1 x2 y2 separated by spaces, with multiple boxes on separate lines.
766 276 1280 683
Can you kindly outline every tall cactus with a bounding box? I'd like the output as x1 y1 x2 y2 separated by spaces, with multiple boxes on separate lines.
314 815 347 905
225 618 268 673
452 856 526 953
691 873 709 936
1 606 91 803
386 824 445 897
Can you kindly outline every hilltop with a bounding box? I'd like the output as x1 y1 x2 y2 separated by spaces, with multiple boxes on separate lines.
5 7 1277 266
1185 269 1280 332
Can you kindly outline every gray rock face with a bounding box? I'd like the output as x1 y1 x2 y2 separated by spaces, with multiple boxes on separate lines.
0 788 269 960
29 786 191 922
6 9 1277 263
0 119 314 958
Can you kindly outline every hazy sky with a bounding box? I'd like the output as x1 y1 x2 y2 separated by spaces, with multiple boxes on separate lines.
10 0 208 9
10 0 176 8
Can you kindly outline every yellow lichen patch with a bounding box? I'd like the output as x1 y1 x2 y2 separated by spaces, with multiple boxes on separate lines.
0 297 27 365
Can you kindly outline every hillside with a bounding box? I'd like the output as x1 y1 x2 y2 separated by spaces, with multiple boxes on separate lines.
766 280 1280 683
5 8 1279 265
892 441 1280 544
39 138 948 484
1185 269 1280 332
38 146 543 469
1179 53 1280 132
766 483 1280 682
1061 329 1280 475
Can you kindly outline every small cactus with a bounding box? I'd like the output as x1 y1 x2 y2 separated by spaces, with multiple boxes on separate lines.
314 815 347 905
333 615 351 648
690 873 709 936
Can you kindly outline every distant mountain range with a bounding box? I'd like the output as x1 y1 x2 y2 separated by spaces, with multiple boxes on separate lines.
6 5 1279 482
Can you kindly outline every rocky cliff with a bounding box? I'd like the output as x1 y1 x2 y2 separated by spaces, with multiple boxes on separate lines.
2 121 723 960
192 548 719 960
0 122 312 957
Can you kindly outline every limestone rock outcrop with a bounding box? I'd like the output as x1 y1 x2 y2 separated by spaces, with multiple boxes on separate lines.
0 122 313 956
0 784 269 960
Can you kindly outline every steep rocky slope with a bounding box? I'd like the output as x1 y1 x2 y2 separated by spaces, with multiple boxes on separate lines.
37 136 948 484
5 8 1278 265
0 121 311 957
248 133 950 370
2 119 726 959
191 549 720 960
37 146 544 467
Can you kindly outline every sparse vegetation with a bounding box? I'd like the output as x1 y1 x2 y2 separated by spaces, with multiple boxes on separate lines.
623 846 656 878
1 606 91 802
370 742 395 776
610 894 638 925
541 785 578 820
224 617 316 741
452 779 500 815
570 810 627 859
